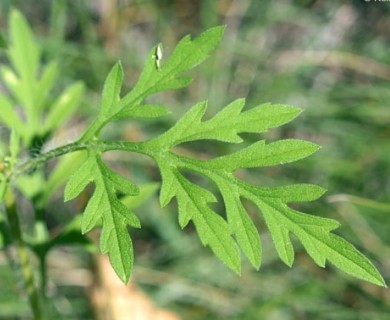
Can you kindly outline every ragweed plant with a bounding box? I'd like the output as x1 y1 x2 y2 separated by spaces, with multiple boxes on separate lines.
0 9 385 320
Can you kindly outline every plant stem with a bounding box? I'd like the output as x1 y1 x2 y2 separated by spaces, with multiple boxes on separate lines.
13 140 143 178
4 189 44 320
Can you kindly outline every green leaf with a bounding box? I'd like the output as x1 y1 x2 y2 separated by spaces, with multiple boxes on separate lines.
1 9 83 147
0 66 30 116
44 151 88 202
257 198 385 285
218 182 262 269
150 145 385 285
143 95 385 285
114 26 225 120
147 100 302 149
80 26 224 141
146 76 192 93
44 81 84 133
0 93 25 134
161 166 241 273
64 157 95 201
208 139 320 171
157 160 255 271
100 61 124 117
16 172 46 200
257 184 327 203
65 154 140 283
163 26 226 74
10 129 20 159
36 61 59 111
8 9 40 83
6 10 40 119
64 25 385 286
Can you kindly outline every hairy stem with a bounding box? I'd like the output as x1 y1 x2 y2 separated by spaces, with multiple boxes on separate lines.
13 140 143 178
4 188 44 320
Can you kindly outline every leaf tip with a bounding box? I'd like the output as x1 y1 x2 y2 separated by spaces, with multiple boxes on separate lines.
251 258 261 271
284 258 294 268
63 183 76 202
118 272 131 285
206 24 226 37
10 8 22 22
229 259 241 276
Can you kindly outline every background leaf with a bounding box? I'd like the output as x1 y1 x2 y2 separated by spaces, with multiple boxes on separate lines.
44 81 84 133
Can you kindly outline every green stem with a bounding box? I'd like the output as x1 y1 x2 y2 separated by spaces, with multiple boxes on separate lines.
39 254 47 303
34 206 49 303
4 189 44 320
13 140 143 178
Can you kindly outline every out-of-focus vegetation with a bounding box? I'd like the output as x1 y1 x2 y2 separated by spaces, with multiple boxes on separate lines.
0 0 389 319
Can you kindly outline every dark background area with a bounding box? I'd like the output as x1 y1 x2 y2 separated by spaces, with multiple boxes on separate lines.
0 0 389 319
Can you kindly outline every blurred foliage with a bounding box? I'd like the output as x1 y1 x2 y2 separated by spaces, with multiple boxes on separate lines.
0 0 389 319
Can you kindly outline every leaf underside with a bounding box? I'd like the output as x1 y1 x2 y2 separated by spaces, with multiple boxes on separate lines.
62 25 385 287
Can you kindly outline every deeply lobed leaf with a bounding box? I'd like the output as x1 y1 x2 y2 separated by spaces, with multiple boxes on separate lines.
146 100 302 149
151 145 385 286
80 26 225 142
160 166 241 273
65 154 140 283
63 25 385 287
257 198 384 285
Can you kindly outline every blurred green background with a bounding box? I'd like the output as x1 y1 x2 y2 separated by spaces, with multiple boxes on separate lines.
0 0 389 319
